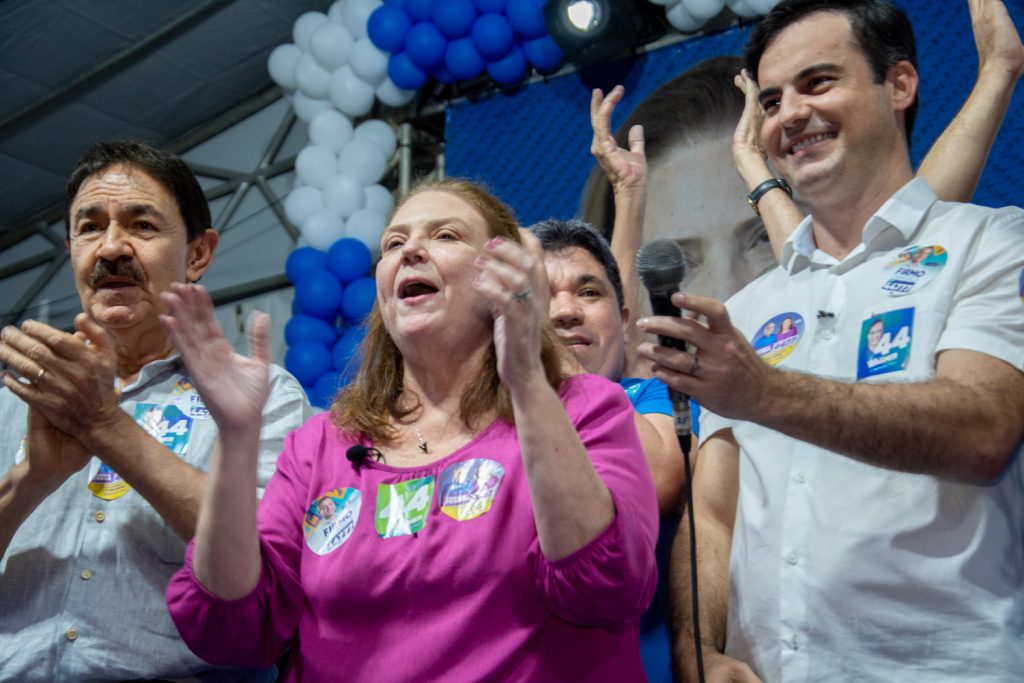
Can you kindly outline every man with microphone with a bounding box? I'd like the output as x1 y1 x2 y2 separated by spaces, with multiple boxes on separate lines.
638 1 1024 681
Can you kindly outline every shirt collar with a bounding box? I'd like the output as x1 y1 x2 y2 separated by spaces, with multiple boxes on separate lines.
780 177 937 273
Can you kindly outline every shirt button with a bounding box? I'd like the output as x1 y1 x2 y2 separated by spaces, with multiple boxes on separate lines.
795 472 807 483
821 330 833 340
789 635 799 650
785 550 800 565
66 628 78 641
94 511 105 523
80 569 93 581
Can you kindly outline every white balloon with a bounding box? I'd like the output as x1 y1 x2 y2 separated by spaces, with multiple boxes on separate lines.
648 0 675 5
375 79 416 108
354 119 397 159
364 184 395 215
309 110 354 152
726 0 760 17
284 186 325 226
295 52 332 99
268 44 302 89
291 91 333 122
327 1 344 25
341 0 381 40
339 138 388 186
667 2 704 33
345 207 387 253
310 21 354 71
295 145 339 188
323 173 366 217
681 0 725 20
302 209 347 251
746 0 778 13
328 65 375 118
293 11 328 51
349 38 389 86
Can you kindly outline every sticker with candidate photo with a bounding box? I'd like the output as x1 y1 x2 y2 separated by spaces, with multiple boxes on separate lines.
880 245 948 296
749 312 805 367
438 459 505 521
857 308 914 380
303 488 362 555
89 462 131 500
171 376 211 420
1018 268 1023 304
376 476 435 539
133 403 192 455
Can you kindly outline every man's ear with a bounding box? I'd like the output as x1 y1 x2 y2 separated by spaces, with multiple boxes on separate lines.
888 60 918 115
621 306 631 334
186 228 219 283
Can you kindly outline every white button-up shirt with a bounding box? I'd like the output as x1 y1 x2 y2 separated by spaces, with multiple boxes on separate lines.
701 178 1024 682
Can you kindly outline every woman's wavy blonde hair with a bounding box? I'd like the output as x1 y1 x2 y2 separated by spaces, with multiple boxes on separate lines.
331 178 565 444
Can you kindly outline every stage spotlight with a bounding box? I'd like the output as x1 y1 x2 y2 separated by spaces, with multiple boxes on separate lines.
544 0 666 67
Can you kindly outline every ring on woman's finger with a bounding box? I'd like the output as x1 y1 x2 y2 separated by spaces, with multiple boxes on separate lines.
687 355 700 377
513 288 532 303
33 367 45 385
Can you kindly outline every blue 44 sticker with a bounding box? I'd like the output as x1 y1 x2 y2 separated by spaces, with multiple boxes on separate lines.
857 308 914 380
133 403 193 454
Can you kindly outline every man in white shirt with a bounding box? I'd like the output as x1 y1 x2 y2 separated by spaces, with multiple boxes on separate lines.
636 1 1024 681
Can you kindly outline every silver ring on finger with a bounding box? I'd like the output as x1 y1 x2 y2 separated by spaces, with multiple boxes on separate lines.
513 288 532 303
33 367 45 385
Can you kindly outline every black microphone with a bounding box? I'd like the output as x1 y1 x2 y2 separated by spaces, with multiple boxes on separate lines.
636 239 691 438
346 444 384 466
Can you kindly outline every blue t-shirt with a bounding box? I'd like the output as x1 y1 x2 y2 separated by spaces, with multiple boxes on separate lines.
620 376 673 416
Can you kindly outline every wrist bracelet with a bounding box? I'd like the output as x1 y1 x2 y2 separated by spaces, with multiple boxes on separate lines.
746 177 792 216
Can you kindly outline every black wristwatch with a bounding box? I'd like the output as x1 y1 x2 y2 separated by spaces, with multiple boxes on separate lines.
746 178 793 216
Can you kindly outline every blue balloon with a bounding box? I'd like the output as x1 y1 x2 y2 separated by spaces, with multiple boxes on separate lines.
341 277 377 324
506 0 547 39
294 269 343 321
326 238 373 284
388 51 430 90
405 22 447 71
402 0 432 23
332 325 368 379
285 246 327 284
433 0 476 39
474 0 506 13
523 35 563 72
487 44 526 84
471 13 514 61
445 36 486 79
291 297 303 315
368 4 412 53
285 341 332 386
313 371 344 409
433 63 456 83
285 314 337 346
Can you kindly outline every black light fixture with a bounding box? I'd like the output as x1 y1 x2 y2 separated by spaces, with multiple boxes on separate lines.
543 0 667 68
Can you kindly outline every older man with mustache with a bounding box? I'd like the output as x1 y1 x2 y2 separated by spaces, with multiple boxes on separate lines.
0 140 309 682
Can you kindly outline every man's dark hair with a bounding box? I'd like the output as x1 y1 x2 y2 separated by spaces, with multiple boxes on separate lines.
64 140 211 241
744 0 918 144
531 218 625 310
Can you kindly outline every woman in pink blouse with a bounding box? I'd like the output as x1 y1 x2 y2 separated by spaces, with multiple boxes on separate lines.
162 179 659 682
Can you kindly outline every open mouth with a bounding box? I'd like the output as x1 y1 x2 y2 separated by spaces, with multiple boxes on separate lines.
399 280 439 299
789 132 836 155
